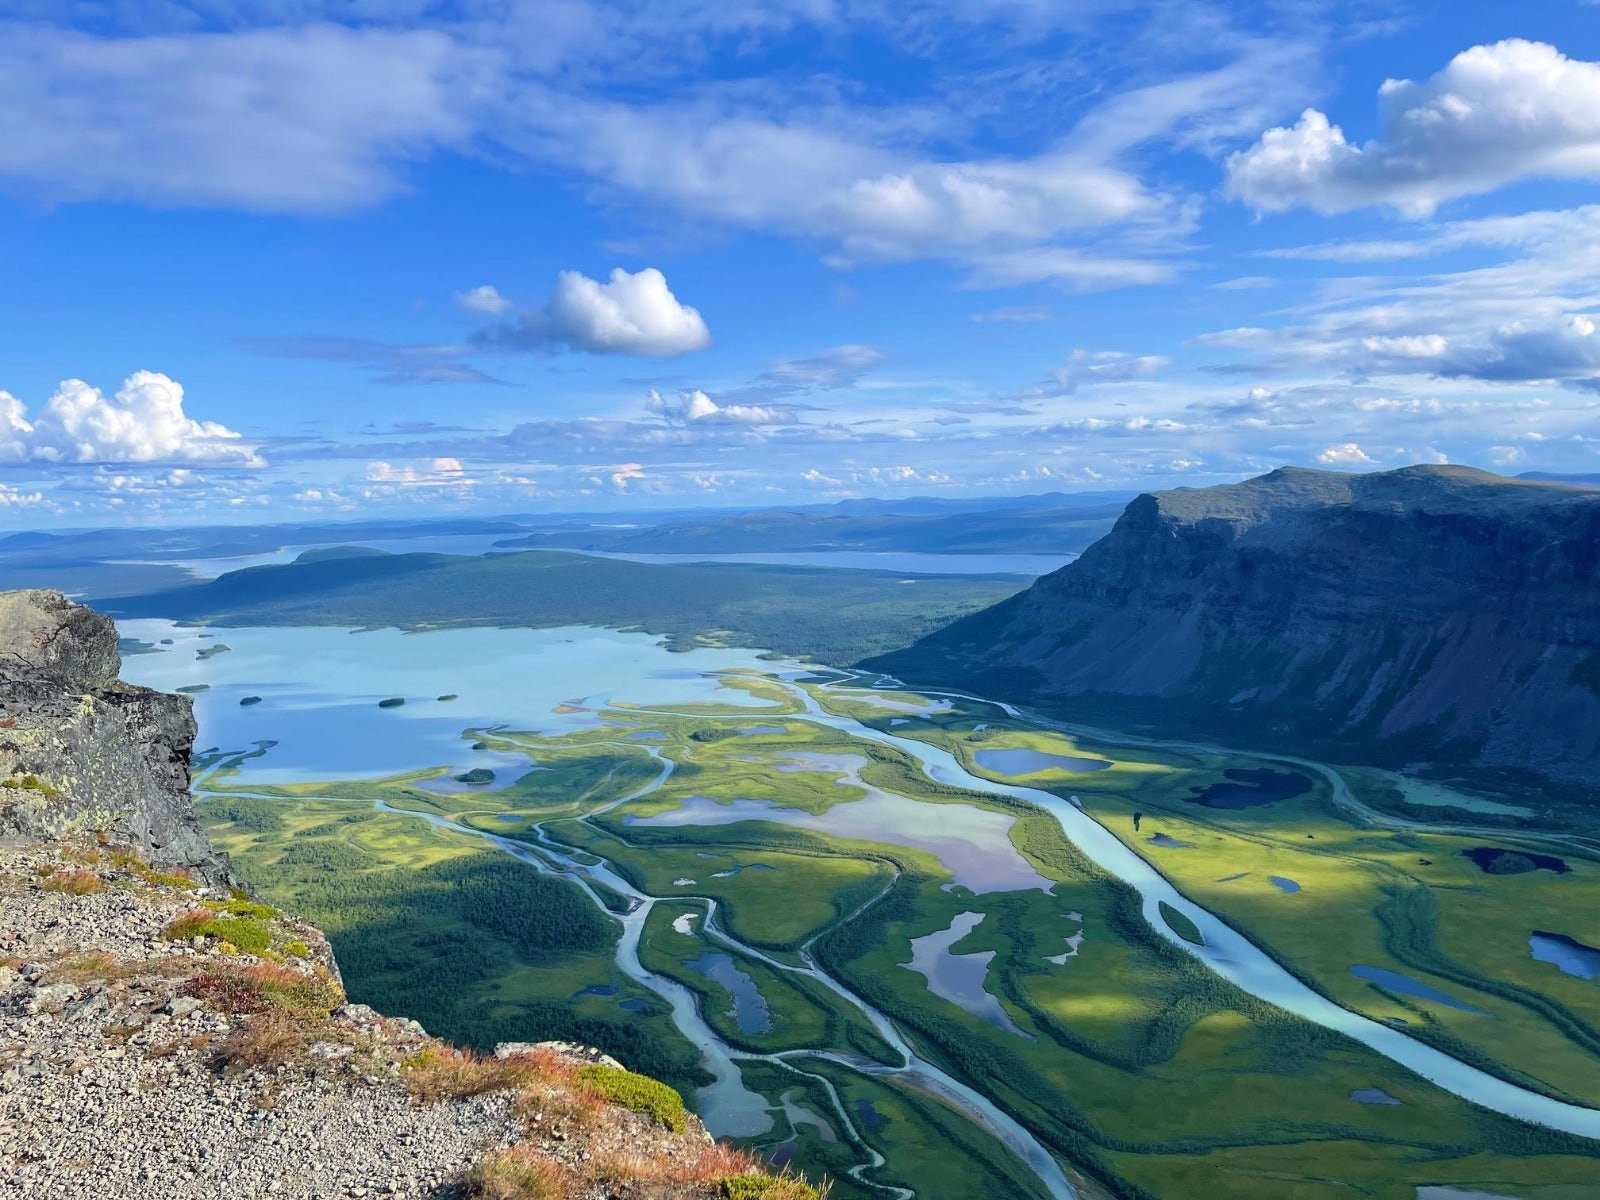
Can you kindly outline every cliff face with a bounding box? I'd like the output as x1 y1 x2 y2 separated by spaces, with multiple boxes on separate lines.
0 589 233 884
870 465 1600 792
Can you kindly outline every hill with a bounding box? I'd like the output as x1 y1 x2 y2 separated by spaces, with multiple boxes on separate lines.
103 549 1029 664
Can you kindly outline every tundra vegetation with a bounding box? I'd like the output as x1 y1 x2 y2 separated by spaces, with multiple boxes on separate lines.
200 675 1600 1200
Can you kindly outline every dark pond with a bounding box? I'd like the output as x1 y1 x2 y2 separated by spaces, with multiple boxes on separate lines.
1530 931 1600 979
1216 871 1249 883
1462 847 1570 875
1269 876 1301 893
619 998 651 1012
1350 1087 1401 1105
1184 768 1312 810
687 952 773 1034
854 1099 885 1131
573 984 620 998
1351 965 1489 1014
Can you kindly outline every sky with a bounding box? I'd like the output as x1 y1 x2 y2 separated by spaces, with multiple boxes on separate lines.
2 0 1599 526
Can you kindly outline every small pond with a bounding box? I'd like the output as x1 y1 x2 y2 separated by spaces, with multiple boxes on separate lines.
903 912 1033 1038
1350 1087 1401 1105
854 1099 885 1131
1461 847 1570 876
974 748 1112 776
1351 965 1489 1014
1269 876 1301 893
686 952 772 1035
1529 931 1600 980
1184 768 1312 810
573 984 620 998
1148 833 1196 849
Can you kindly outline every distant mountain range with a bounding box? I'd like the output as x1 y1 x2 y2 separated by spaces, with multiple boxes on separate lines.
870 465 1600 800
495 493 1129 555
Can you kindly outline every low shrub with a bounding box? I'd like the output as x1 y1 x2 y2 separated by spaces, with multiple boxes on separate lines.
577 1064 687 1132
464 1147 576 1200
403 1044 540 1103
41 869 104 896
182 962 343 1017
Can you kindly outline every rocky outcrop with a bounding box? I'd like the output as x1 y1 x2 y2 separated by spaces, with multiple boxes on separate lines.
870 466 1600 795
0 590 232 883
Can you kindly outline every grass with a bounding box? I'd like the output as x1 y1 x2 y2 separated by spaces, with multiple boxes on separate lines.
40 868 104 895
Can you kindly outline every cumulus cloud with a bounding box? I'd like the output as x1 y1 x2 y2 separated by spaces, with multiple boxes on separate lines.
365 457 472 486
1227 40 1600 216
646 389 796 426
1316 443 1376 465
480 268 711 357
0 25 480 212
456 285 512 315
0 372 261 466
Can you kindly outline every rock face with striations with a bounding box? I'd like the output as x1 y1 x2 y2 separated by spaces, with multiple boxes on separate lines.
0 589 233 883
869 465 1600 793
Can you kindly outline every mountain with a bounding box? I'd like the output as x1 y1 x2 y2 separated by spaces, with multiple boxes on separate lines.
869 465 1600 798
495 495 1128 555
0 590 818 1200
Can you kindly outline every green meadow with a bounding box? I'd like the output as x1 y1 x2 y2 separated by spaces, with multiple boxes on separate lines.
197 679 1600 1200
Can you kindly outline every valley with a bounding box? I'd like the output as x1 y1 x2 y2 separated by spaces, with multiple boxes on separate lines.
117 617 1600 1200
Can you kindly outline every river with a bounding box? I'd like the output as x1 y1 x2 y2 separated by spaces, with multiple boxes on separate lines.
116 620 1600 1199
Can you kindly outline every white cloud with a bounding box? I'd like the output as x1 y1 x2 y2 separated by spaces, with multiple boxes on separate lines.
1018 349 1169 398
0 483 44 507
1227 40 1600 216
365 457 473 486
456 285 512 315
970 307 1052 323
481 267 711 356
1316 442 1376 465
0 372 261 466
0 25 480 212
646 389 795 426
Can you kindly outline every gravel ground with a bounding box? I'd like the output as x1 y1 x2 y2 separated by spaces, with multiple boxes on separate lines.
0 837 722 1200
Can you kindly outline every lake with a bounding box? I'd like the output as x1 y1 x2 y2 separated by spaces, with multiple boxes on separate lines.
116 620 787 785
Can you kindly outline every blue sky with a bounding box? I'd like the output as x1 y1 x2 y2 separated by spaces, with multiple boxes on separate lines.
2 1 1599 525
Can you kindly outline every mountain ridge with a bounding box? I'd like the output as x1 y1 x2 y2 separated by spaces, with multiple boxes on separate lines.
868 464 1600 800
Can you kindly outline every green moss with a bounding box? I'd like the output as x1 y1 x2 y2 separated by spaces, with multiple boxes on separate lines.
218 898 279 920
721 1175 820 1200
166 914 274 955
577 1064 688 1132
283 939 310 958
1 774 60 798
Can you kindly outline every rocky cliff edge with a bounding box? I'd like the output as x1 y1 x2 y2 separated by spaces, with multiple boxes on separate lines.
0 591 816 1200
